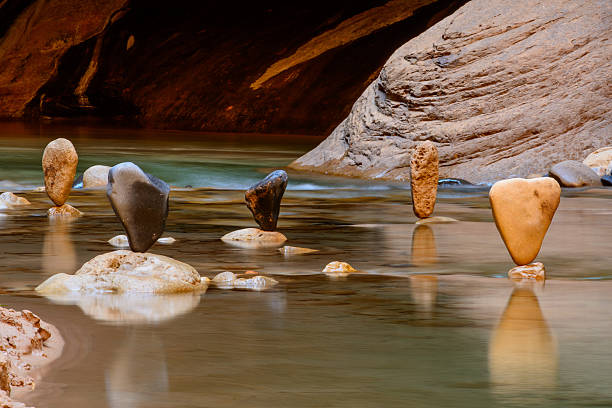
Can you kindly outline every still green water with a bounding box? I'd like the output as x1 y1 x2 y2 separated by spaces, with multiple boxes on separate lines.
1 123 611 408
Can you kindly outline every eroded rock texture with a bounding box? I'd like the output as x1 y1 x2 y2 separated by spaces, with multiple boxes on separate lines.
291 0 612 183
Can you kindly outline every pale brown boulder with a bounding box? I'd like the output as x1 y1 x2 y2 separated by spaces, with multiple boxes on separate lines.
290 0 612 183
489 177 560 266
0 192 30 206
322 261 357 276
83 165 111 188
583 147 612 176
549 160 601 187
410 141 438 218
42 138 78 206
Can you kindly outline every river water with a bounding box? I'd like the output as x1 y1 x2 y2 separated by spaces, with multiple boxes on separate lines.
1 123 611 407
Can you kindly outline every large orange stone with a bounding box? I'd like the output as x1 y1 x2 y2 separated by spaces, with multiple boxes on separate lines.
489 177 560 266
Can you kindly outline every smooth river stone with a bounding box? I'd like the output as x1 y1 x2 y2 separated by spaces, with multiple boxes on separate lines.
83 165 111 188
549 160 601 187
583 147 612 169
508 262 546 281
0 192 30 206
489 177 560 266
410 141 438 218
35 250 205 294
47 204 83 217
245 170 288 231
42 138 78 206
278 245 318 255
322 261 357 276
107 162 170 253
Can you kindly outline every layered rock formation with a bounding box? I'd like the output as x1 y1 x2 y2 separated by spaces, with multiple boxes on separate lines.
291 0 612 182
0 0 465 134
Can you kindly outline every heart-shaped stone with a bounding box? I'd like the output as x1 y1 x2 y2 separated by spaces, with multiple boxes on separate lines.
245 170 288 231
489 177 560 265
107 162 170 252
42 138 78 206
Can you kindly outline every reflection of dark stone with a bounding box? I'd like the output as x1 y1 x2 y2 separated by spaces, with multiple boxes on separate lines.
72 173 83 189
245 170 288 231
107 162 170 252
602 175 612 186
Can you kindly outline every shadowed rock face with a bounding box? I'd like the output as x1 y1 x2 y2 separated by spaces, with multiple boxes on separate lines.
0 0 466 134
291 0 612 182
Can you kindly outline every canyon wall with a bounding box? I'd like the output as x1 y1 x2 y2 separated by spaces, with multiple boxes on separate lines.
291 0 612 182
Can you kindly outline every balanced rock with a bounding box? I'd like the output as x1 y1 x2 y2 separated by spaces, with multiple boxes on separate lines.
0 192 30 206
245 170 288 231
42 138 78 206
602 175 612 186
107 162 170 253
36 250 205 294
489 177 560 265
549 160 601 187
47 204 82 217
83 165 111 188
410 141 439 218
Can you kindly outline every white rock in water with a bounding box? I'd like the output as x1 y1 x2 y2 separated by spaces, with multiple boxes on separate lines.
221 227 287 248
508 262 546 281
83 165 111 188
322 261 357 276
212 271 237 284
0 192 31 206
278 245 318 255
47 204 83 217
232 276 278 291
36 250 205 294
108 235 176 248
108 234 130 248
156 237 176 245
415 216 458 225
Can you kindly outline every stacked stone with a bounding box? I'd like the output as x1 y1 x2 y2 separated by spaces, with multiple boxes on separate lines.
42 138 82 217
489 177 561 279
410 141 438 219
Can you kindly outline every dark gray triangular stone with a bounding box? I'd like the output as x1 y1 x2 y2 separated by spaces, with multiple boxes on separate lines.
245 170 288 231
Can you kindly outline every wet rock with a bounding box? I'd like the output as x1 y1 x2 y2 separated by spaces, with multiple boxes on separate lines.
410 141 439 218
107 162 170 253
0 307 63 406
245 170 288 231
290 0 612 183
42 138 78 206
212 271 237 286
0 192 30 206
322 261 357 276
72 174 83 189
602 175 612 186
278 245 318 255
583 147 612 172
47 204 83 217
489 177 560 265
549 160 601 187
415 216 458 225
83 165 111 188
221 227 287 248
36 250 205 294
108 234 175 248
508 262 546 281
211 271 278 291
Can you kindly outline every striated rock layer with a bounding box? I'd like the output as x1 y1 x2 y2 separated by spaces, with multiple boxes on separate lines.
291 0 612 183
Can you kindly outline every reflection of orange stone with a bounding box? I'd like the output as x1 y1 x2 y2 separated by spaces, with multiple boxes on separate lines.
489 288 557 398
411 225 437 265
508 262 545 281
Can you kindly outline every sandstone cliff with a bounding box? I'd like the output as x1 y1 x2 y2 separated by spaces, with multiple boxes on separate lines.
290 0 612 183
0 0 465 134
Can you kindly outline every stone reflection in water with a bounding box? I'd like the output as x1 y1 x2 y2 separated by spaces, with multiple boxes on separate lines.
411 224 437 266
42 293 201 324
409 275 438 313
106 331 169 408
42 216 77 275
489 286 557 403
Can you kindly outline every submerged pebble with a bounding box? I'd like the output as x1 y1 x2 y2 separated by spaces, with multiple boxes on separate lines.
278 245 318 255
211 271 278 291
415 216 458 225
108 234 176 248
322 261 357 276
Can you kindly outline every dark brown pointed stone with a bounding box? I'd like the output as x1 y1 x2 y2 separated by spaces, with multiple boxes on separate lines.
245 170 288 231
106 162 170 252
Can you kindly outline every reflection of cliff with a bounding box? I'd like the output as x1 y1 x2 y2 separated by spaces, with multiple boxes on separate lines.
489 287 557 402
0 0 466 134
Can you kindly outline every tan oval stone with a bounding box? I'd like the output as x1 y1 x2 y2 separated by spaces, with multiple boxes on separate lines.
489 177 560 266
42 138 78 206
410 141 438 218
83 165 111 188
220 227 287 248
